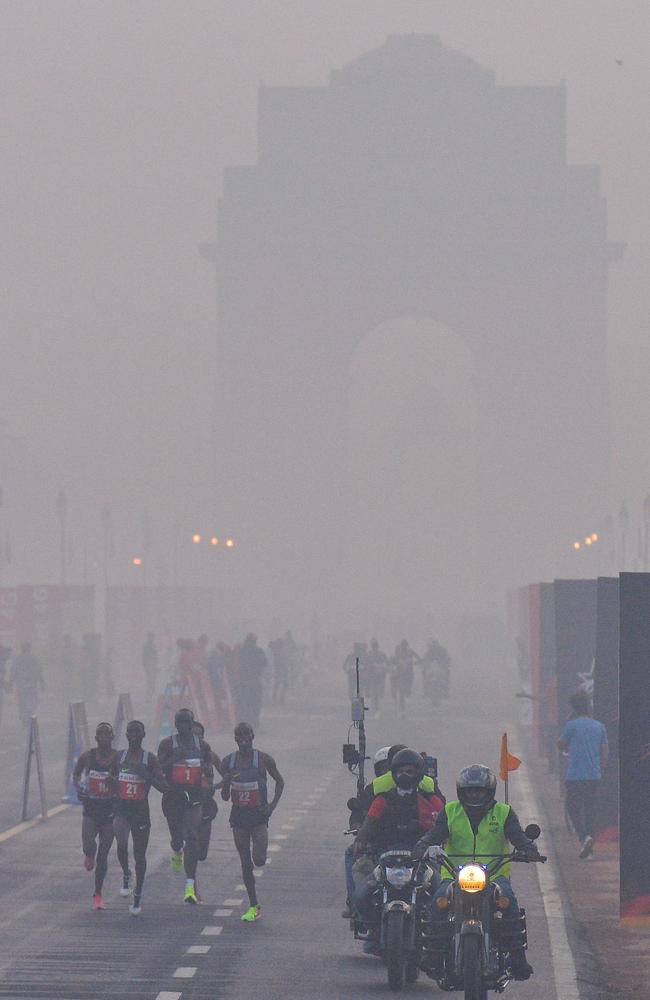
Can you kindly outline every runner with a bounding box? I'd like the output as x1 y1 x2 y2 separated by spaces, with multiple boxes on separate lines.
73 722 117 910
158 707 214 904
111 719 167 916
220 721 285 922
193 720 222 902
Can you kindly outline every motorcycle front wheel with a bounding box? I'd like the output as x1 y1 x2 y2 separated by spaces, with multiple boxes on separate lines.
385 910 406 991
462 934 487 1000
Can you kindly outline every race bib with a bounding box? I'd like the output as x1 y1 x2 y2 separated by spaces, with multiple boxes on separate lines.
118 770 146 801
231 780 262 808
172 758 201 786
87 769 112 799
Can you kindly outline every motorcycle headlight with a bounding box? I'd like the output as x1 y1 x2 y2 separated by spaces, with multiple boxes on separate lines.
385 866 412 887
458 864 487 893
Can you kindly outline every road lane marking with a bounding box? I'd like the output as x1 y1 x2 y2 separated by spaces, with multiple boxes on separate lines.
281 824 295 830
517 761 580 1000
223 898 243 906
254 868 264 876
156 993 182 1000
213 909 233 917
274 834 289 840
173 968 196 978
186 945 211 954
201 926 223 936
235 883 246 891
0 803 70 844
268 844 281 852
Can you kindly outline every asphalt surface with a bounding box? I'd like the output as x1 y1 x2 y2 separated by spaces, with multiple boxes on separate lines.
0 671 599 1000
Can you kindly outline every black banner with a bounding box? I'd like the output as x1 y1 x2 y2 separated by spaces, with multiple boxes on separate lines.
593 577 618 840
538 583 557 771
553 579 597 771
620 573 650 921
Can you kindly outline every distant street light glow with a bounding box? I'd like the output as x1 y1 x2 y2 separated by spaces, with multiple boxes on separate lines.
585 537 593 546
591 533 599 542
192 533 202 544
210 536 219 546
132 557 142 566
226 538 235 548
573 541 581 550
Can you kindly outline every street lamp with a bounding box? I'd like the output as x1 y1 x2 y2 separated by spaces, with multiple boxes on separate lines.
210 536 219 546
192 533 202 544
226 538 235 548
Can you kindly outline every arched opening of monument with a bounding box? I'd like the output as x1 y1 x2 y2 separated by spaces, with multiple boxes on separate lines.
346 316 477 643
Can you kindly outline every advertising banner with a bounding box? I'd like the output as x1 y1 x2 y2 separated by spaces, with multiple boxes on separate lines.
593 577 619 841
619 573 650 922
527 584 541 751
538 583 557 771
0 587 17 649
553 579 597 769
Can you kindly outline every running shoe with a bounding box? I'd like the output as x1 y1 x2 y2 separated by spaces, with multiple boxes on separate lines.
83 855 95 872
170 850 183 873
92 894 105 910
120 870 132 897
184 882 198 904
129 896 142 916
579 835 594 859
241 904 261 922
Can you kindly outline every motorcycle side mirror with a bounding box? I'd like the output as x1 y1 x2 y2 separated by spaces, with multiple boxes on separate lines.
347 797 360 812
524 823 541 841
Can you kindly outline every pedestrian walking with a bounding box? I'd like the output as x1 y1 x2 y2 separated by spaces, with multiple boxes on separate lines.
557 691 608 859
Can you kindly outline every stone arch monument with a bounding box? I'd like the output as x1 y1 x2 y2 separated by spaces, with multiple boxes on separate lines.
212 35 620 626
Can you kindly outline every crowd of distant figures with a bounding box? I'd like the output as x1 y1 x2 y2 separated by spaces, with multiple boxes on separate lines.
342 637 451 717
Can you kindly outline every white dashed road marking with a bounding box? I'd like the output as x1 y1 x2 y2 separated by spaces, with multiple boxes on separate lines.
235 883 246 891
201 926 223 936
187 945 211 954
268 844 281 852
156 993 182 1000
274 834 289 840
173 968 196 979
223 898 243 906
213 908 233 917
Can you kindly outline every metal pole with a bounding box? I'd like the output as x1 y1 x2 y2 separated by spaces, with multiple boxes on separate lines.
32 716 47 819
21 718 34 822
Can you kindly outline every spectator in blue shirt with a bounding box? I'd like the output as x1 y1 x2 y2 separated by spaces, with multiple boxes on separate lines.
557 691 608 859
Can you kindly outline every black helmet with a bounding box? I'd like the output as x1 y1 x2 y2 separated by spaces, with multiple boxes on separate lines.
390 748 425 791
387 743 407 763
457 764 497 814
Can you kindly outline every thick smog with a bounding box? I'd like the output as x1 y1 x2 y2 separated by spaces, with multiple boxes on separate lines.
0 4 647 1000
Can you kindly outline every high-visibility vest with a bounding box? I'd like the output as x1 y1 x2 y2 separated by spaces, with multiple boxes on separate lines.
442 800 512 879
372 773 436 796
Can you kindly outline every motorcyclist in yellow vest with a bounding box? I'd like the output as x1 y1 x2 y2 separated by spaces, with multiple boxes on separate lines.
414 764 538 981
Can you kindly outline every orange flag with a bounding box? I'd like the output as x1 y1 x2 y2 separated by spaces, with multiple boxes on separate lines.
499 732 522 782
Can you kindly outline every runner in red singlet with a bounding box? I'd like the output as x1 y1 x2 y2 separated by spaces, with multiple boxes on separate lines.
221 721 285 922
158 707 214 904
73 722 117 910
111 719 167 916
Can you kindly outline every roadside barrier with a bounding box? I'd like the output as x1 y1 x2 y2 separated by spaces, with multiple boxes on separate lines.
62 701 89 804
21 716 47 822
112 692 134 745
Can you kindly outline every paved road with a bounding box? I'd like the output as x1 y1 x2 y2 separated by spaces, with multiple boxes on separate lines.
0 675 598 1000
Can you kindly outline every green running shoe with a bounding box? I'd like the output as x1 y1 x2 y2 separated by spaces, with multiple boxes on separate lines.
184 882 198 904
241 904 261 922
170 851 183 873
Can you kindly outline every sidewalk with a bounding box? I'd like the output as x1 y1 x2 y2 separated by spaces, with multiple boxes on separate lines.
534 763 648 1000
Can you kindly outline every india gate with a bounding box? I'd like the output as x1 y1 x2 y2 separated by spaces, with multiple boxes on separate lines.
210 36 619 631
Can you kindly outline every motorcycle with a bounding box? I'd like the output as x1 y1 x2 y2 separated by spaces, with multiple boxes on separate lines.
351 846 438 991
419 824 546 999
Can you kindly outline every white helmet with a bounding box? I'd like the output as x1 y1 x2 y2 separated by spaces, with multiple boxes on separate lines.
374 746 392 776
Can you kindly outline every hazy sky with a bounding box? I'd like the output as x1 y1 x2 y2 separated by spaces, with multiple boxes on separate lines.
1 1 648 584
